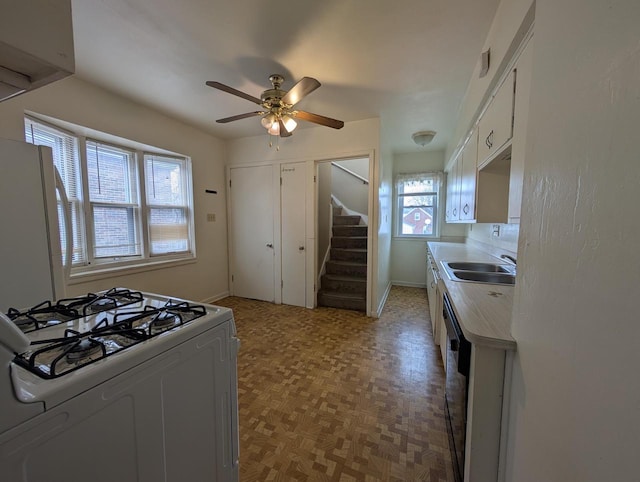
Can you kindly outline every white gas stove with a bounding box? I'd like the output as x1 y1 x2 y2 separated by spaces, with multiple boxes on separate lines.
0 288 239 482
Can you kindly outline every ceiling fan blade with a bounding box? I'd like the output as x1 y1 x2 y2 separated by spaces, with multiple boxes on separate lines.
294 110 344 129
281 77 321 106
206 81 262 105
278 119 292 137
216 111 264 123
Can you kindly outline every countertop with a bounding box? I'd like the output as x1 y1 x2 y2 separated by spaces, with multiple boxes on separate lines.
428 241 516 350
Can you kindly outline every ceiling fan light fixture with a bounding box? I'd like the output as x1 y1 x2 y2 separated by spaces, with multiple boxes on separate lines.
282 115 297 132
268 121 280 136
261 113 277 129
412 130 437 147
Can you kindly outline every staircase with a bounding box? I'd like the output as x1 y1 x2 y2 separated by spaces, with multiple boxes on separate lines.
317 206 367 312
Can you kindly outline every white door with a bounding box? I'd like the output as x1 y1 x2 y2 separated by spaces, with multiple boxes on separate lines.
229 165 275 302
280 162 306 307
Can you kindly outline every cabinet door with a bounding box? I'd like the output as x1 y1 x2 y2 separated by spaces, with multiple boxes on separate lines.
509 37 534 223
459 128 478 221
477 70 515 166
445 155 461 222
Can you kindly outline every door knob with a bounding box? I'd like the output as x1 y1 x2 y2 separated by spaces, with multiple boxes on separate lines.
266 243 273 248
298 246 305 251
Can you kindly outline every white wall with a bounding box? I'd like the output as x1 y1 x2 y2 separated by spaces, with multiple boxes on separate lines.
0 77 229 302
466 223 518 253
506 1 640 480
334 157 369 181
331 163 369 216
226 118 385 313
317 162 332 276
376 117 394 314
390 150 465 286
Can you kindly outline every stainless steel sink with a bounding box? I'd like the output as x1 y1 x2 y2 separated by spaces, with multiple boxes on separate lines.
445 262 511 273
451 271 516 285
441 260 516 285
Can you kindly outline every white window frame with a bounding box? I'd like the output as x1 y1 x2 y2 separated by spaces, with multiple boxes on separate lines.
25 115 196 278
394 172 443 239
144 154 194 258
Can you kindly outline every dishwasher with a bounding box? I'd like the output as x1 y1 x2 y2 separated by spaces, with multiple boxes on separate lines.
443 292 471 482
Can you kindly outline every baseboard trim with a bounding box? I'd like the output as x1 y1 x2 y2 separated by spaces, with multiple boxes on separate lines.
201 291 230 304
373 281 392 318
391 281 427 288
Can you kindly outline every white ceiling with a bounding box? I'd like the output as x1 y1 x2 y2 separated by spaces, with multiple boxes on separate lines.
71 0 499 154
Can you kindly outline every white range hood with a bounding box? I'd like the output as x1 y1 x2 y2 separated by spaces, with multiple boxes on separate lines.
0 0 75 102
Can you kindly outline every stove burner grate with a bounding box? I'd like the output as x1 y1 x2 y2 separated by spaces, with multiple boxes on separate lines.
12 293 208 379
56 288 144 316
5 302 80 333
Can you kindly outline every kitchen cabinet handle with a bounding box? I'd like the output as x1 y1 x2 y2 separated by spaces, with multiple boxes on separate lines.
486 130 494 149
453 208 457 217
463 204 469 215
266 243 273 248
298 246 305 251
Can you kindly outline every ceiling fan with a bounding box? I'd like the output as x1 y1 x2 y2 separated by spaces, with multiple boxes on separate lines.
206 74 344 137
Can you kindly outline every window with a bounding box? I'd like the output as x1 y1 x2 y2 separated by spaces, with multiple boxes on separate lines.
395 172 442 238
25 116 195 274
144 154 191 256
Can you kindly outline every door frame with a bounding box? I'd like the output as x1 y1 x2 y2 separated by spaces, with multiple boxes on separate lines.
312 152 375 316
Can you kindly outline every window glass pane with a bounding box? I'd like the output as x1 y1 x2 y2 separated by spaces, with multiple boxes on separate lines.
92 205 140 258
399 178 435 194
87 141 136 203
149 208 189 255
145 157 184 206
401 194 435 208
401 207 434 235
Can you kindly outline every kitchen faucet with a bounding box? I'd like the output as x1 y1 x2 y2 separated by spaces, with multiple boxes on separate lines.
500 254 517 265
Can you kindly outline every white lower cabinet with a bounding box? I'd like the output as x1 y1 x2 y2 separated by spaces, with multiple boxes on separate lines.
465 344 511 482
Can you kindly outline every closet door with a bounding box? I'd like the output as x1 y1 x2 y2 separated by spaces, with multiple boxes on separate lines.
280 162 306 307
229 165 275 302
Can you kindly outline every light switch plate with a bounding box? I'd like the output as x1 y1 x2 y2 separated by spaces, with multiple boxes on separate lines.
207 213 216 222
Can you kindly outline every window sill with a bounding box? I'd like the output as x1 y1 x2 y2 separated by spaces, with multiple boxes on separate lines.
68 256 197 285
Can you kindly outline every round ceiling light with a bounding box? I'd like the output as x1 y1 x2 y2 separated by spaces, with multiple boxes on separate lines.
412 130 437 147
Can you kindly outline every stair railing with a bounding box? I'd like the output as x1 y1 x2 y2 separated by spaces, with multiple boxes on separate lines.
331 162 369 185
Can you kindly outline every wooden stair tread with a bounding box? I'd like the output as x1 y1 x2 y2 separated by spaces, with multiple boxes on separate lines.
322 274 367 282
317 291 366 300
327 260 367 267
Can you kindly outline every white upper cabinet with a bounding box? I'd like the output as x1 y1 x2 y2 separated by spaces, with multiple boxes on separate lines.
459 128 478 221
477 70 516 168
445 33 534 225
509 37 534 223
445 153 462 222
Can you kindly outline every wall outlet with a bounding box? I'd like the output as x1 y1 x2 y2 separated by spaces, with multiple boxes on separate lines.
207 213 216 222
492 224 500 237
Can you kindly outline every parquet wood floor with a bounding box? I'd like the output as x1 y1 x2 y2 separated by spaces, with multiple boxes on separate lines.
216 286 453 481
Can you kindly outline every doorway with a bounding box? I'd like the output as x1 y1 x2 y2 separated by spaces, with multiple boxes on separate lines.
315 156 372 313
